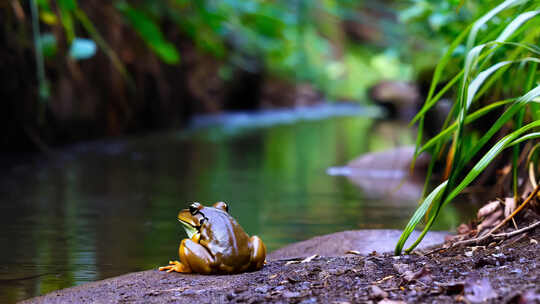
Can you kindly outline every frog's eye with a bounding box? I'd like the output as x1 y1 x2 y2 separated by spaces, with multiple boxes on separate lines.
197 212 209 227
189 202 202 215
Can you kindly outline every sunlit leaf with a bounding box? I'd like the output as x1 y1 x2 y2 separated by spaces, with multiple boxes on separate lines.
39 11 58 25
509 132 540 146
465 61 512 109
496 10 540 43
466 0 524 50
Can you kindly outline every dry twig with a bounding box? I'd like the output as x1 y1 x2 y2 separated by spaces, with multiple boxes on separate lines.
492 220 540 239
452 184 540 247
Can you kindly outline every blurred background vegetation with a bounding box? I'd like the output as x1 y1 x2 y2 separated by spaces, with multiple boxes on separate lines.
2 1 540 302
2 0 499 152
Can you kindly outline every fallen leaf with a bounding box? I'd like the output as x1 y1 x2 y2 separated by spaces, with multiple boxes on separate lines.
403 266 432 283
503 197 516 217
457 223 472 235
477 209 504 233
478 201 501 219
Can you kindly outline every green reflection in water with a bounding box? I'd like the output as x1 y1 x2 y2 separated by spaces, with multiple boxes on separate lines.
0 115 473 303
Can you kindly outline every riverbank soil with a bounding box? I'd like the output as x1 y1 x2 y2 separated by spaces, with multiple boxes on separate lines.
23 220 540 304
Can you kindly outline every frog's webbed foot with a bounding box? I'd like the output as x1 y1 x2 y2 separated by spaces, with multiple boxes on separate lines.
159 260 191 273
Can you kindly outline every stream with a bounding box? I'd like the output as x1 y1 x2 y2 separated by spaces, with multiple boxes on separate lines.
0 104 474 303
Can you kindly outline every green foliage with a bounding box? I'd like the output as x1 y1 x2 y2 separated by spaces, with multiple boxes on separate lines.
115 2 180 65
57 0 77 43
39 33 57 58
30 0 417 100
396 0 540 255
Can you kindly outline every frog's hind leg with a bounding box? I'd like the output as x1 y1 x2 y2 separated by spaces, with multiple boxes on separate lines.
249 235 266 271
179 239 215 274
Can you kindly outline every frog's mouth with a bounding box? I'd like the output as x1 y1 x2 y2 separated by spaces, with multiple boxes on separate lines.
179 218 198 239
178 210 204 239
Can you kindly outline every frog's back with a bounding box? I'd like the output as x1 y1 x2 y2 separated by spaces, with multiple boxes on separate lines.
202 208 252 272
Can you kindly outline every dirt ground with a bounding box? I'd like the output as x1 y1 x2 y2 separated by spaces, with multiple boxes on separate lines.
22 227 540 304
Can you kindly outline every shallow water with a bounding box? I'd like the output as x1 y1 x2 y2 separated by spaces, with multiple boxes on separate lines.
0 105 473 302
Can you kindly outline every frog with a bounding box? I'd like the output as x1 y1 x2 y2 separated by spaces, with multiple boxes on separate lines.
159 201 266 274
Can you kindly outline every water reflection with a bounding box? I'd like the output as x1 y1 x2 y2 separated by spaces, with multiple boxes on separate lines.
0 106 473 303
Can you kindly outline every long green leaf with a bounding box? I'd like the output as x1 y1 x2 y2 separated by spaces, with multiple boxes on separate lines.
57 0 77 43
396 84 540 254
463 83 540 166
402 120 540 253
466 0 525 50
445 121 540 205
509 132 540 146
394 181 447 255
419 99 515 154
465 61 512 109
116 2 180 65
476 29 540 98
495 10 540 43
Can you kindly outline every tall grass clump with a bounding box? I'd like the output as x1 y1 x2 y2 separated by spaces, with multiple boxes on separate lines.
395 0 540 254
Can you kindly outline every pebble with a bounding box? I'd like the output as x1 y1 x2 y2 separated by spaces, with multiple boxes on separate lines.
282 291 302 298
255 285 269 293
369 285 388 299
510 268 522 274
299 297 318 304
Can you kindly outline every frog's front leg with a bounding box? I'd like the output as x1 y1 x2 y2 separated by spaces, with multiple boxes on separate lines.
159 239 215 274
248 235 266 271
179 238 216 274
159 260 191 273
159 239 193 273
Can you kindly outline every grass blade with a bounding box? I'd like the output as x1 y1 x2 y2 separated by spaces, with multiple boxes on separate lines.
419 99 515 154
495 10 540 43
403 119 540 253
394 181 448 255
467 0 525 50
397 84 540 254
